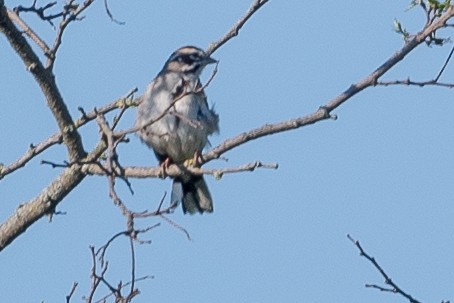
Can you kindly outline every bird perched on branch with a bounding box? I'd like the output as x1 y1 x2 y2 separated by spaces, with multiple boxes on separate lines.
136 46 219 214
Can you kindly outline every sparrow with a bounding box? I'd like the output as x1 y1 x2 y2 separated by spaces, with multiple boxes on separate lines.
135 46 219 214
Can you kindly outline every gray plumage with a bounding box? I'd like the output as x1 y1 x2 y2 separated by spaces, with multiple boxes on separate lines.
135 46 219 214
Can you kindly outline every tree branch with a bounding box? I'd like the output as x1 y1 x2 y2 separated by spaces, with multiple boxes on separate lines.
206 0 269 55
47 0 96 70
0 3 85 161
434 45 454 82
202 5 454 162
7 8 51 55
377 78 454 88
0 89 138 180
14 0 63 26
377 44 454 88
0 142 106 252
82 160 277 179
65 282 78 303
348 234 422 303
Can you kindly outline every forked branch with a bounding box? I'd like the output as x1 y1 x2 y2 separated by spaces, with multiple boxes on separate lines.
377 45 454 88
348 235 422 303
0 4 86 161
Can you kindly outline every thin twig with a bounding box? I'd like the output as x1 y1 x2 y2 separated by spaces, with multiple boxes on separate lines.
14 0 70 27
47 0 96 70
94 276 153 303
199 61 219 91
128 237 136 299
65 282 78 303
377 78 454 88
85 246 105 303
0 4 86 161
89 229 157 302
96 231 128 266
206 0 269 55
378 43 454 88
435 45 454 81
347 234 422 303
40 159 69 168
159 214 192 241
365 283 395 292
103 0 125 25
132 201 179 218
0 89 137 180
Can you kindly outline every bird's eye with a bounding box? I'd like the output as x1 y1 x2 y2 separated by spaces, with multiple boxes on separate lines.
175 54 196 65
189 54 200 62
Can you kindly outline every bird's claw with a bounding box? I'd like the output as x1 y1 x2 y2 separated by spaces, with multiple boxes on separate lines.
184 151 203 168
159 157 172 178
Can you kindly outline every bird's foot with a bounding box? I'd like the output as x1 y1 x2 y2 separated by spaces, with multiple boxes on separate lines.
159 157 172 178
184 151 203 168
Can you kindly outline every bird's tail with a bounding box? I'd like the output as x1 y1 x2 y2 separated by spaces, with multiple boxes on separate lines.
171 176 213 214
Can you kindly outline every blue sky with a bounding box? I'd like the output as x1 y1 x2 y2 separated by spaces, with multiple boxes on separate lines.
1 1 454 302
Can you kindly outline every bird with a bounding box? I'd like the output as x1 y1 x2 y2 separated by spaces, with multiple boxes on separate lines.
135 46 219 214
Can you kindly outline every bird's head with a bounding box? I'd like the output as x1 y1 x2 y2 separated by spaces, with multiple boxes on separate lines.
162 46 217 76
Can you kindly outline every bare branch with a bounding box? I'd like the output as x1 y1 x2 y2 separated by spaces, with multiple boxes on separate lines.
377 78 454 88
0 89 138 180
377 44 454 88
207 0 269 55
103 0 125 25
66 282 78 303
0 142 107 252
435 44 454 81
7 8 51 55
0 4 86 161
348 234 422 303
84 246 106 303
199 61 219 90
132 199 178 219
14 0 64 26
201 161 278 179
94 276 153 303
365 283 395 293
159 214 192 241
0 166 85 251
200 5 454 163
127 237 136 300
82 160 278 179
47 0 96 70
87 228 156 302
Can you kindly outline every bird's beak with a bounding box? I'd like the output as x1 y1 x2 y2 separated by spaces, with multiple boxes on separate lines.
204 56 218 65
